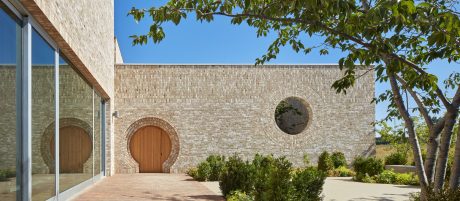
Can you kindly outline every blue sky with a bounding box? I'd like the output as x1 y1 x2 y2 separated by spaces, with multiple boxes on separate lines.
115 0 459 124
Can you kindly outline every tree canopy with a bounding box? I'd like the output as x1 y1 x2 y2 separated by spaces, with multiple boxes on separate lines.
128 0 460 199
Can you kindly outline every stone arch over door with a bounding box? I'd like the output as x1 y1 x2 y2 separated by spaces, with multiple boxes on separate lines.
125 117 180 173
41 118 93 173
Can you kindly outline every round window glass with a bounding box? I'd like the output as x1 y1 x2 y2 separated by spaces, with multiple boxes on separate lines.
274 97 311 135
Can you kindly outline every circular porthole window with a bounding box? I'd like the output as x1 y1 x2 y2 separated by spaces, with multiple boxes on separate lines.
274 97 311 135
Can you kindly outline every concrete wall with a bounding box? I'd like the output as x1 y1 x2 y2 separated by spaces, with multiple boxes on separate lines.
114 65 375 173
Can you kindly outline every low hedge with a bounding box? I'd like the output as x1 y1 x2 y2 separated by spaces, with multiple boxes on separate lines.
219 154 326 201
359 169 419 185
352 156 384 181
187 155 226 181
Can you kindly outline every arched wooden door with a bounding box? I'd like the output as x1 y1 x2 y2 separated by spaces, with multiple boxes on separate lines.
129 126 172 173
50 126 92 173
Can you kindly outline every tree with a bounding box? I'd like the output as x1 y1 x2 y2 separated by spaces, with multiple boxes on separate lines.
128 0 460 198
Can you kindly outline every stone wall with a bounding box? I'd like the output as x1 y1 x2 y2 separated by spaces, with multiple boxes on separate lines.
20 0 114 99
114 64 375 173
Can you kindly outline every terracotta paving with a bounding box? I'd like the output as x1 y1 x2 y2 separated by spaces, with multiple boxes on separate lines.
71 174 225 201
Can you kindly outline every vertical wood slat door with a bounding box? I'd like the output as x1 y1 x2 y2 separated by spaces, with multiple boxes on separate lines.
50 126 92 173
130 126 172 173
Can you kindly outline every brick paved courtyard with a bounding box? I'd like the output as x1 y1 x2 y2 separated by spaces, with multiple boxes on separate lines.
71 174 223 201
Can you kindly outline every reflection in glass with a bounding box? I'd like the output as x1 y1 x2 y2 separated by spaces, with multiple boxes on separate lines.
0 2 21 201
94 94 102 175
31 29 55 200
59 57 94 192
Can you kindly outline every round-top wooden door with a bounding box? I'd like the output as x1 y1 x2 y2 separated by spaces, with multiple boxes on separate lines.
50 126 92 173
130 126 172 173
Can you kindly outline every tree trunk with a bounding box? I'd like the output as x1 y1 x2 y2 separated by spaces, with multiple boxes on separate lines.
425 130 441 184
449 118 460 189
388 72 428 197
434 111 458 191
424 120 445 184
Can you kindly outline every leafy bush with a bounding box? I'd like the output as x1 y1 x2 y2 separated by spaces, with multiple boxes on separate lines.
195 162 211 181
374 170 396 184
394 173 419 185
352 156 384 181
226 190 254 201
329 166 355 177
303 154 310 166
331 152 347 168
220 155 254 197
186 167 198 178
206 155 226 181
0 171 6 182
252 154 292 200
291 167 326 201
384 152 408 165
358 169 419 185
410 187 460 201
0 169 15 181
361 174 376 183
318 151 334 172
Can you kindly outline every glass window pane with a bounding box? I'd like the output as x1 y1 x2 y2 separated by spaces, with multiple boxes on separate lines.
31 29 55 200
59 57 93 192
94 94 102 175
0 2 21 201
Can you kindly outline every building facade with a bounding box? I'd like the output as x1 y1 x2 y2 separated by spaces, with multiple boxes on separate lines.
0 0 375 200
0 0 114 200
114 65 375 173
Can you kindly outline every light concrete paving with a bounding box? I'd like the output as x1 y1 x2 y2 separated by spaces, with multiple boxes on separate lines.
72 174 224 201
200 182 222 196
200 177 420 201
322 177 420 201
72 174 419 201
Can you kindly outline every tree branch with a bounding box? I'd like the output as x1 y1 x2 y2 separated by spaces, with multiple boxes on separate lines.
395 74 434 128
388 70 429 189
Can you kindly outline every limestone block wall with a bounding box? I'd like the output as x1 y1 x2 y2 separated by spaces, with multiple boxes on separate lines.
114 64 375 173
21 0 115 99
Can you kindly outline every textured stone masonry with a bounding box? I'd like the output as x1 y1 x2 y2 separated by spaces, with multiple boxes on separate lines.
114 64 375 173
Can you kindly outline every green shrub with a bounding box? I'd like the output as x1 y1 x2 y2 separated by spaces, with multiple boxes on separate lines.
394 173 419 185
206 155 226 181
0 169 15 181
303 154 310 166
410 187 460 201
196 161 211 181
0 171 6 182
252 154 292 201
374 170 396 184
318 151 334 172
220 155 254 197
227 190 254 201
331 152 347 168
291 167 326 201
361 174 376 183
329 166 355 177
186 167 198 178
384 152 408 165
352 156 384 181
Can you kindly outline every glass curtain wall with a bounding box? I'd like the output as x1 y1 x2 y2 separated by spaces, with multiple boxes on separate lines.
0 1 106 200
31 29 55 201
0 2 21 201
94 94 102 176
58 58 94 193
